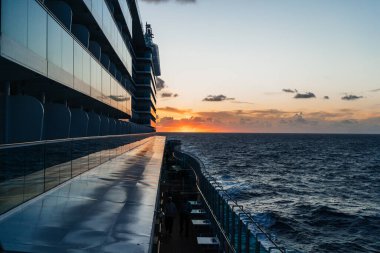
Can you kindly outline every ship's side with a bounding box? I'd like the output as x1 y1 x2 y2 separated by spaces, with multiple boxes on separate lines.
0 0 159 144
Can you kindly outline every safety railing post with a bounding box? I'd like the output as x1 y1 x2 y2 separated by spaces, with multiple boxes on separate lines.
231 209 235 247
245 227 250 253
255 234 260 253
238 219 242 253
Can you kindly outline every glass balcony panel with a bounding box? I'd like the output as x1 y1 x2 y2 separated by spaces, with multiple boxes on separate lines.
47 16 62 67
27 0 47 59
102 69 111 104
90 58 102 101
110 78 118 108
0 146 27 214
88 139 102 169
83 50 91 87
62 32 73 75
83 0 91 10
1 0 28 46
118 0 132 36
126 91 131 113
23 145 45 202
91 0 103 25
72 140 89 176
0 134 153 215
74 42 83 82
117 34 122 58
44 142 71 190
100 142 110 163
102 1 112 41
121 43 126 64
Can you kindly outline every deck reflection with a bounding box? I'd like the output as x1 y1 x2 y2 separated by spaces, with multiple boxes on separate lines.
0 136 165 253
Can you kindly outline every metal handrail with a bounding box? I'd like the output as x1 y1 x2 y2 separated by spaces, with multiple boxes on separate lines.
0 133 154 150
180 158 237 253
173 148 286 253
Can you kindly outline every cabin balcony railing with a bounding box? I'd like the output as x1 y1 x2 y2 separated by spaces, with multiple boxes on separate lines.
172 143 293 253
0 133 154 215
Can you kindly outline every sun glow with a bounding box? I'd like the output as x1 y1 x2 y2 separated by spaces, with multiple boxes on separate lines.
157 122 227 133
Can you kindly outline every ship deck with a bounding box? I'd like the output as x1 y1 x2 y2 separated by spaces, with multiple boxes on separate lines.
0 136 166 253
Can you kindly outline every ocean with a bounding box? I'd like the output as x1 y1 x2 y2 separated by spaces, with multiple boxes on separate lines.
162 133 380 253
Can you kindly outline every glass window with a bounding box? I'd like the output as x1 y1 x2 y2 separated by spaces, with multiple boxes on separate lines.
48 16 62 67
74 43 83 81
83 50 91 85
1 0 28 46
27 0 47 58
62 32 73 74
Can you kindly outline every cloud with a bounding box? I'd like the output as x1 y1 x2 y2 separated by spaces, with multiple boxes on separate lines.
161 92 178 98
156 77 166 91
370 88 380 92
340 119 358 124
157 107 191 114
157 108 380 133
203 95 235 102
142 0 195 3
341 95 363 101
324 96 329 99
282 89 297 93
294 92 316 99
231 101 254 105
293 112 307 124
161 92 173 98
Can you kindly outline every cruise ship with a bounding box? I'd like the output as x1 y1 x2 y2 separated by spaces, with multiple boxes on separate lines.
0 1 290 252
0 0 159 144
0 0 165 251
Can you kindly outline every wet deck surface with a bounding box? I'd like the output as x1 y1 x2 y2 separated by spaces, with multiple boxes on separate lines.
0 136 166 253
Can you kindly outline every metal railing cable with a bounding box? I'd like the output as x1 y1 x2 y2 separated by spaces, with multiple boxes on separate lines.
173 148 286 253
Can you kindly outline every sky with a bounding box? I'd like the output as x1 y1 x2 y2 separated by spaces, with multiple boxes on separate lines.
139 0 380 133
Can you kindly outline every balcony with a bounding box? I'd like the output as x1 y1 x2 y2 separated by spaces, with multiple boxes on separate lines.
134 93 156 106
134 106 156 120
136 52 152 61
82 0 133 75
0 0 132 117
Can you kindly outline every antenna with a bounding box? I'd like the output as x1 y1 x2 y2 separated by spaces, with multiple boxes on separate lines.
146 22 154 38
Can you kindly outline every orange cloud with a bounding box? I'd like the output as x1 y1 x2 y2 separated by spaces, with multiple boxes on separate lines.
156 108 380 133
157 117 231 133
157 107 192 114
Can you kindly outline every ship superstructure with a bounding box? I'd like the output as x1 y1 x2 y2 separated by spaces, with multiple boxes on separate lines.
0 0 160 144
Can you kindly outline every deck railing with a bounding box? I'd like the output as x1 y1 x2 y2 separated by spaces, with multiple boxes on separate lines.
172 144 292 253
0 133 155 215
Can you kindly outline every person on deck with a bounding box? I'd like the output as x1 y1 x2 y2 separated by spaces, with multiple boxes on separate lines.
180 200 192 237
164 197 177 235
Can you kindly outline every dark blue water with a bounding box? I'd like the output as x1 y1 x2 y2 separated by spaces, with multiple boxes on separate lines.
163 133 380 253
